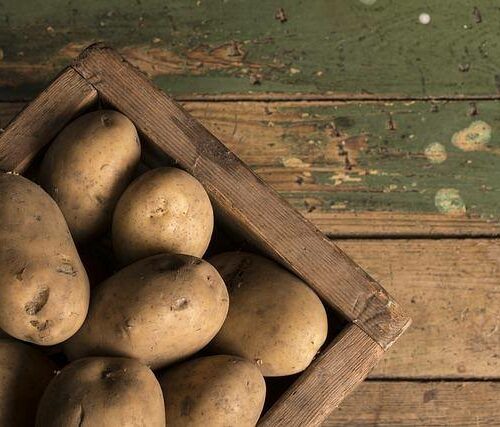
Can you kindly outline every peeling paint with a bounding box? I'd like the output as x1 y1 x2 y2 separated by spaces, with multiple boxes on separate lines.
281 157 311 168
424 142 447 164
330 172 362 186
451 121 491 151
435 188 466 215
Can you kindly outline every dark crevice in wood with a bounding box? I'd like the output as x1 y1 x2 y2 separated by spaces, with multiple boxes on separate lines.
328 233 500 240
5 94 500 104
366 377 500 382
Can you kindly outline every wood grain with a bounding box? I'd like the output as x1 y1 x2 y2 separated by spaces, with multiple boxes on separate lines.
327 380 500 426
72 44 410 349
260 324 384 427
1 1 500 99
338 239 500 379
0 68 97 172
1 100 499 237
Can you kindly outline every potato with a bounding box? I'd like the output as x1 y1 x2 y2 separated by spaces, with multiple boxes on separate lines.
35 357 165 427
210 252 328 376
0 339 55 427
40 110 141 242
159 355 265 427
0 173 90 345
65 254 228 369
112 167 213 265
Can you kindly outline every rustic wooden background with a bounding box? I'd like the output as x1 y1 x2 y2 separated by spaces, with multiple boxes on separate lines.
1 0 499 425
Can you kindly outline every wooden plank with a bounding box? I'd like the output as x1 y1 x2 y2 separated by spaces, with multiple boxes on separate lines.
1 100 498 237
180 100 500 231
326 381 500 426
260 324 384 427
72 44 410 349
1 1 500 100
337 239 500 379
0 69 97 172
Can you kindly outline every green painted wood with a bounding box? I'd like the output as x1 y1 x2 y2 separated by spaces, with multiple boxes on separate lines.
181 99 500 224
1 0 500 100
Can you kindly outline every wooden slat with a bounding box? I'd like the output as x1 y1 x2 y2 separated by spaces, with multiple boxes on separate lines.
1 1 500 99
0 69 97 172
259 324 384 427
327 381 500 426
72 44 410 349
337 239 500 379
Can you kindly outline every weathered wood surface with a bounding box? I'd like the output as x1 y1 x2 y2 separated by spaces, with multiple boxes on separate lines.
327 381 500 426
260 325 384 427
1 100 499 236
72 45 410 349
1 1 500 100
337 239 500 379
183 100 500 231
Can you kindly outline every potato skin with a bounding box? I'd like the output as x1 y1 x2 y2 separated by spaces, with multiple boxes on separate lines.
0 340 55 427
40 110 141 242
65 254 228 369
36 357 165 427
210 252 328 376
159 355 265 427
0 173 90 345
112 167 213 265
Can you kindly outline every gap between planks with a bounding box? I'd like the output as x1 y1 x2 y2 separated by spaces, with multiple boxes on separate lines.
5 93 500 104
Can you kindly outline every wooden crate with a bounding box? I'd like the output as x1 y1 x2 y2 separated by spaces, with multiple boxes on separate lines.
0 44 411 426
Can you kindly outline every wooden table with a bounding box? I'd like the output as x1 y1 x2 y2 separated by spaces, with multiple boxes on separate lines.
1 1 499 425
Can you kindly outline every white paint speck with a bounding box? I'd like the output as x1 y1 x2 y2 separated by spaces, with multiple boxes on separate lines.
359 0 377 5
419 13 431 25
424 142 447 164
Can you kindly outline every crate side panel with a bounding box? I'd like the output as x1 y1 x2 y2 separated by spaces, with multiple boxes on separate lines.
0 68 98 173
259 324 384 427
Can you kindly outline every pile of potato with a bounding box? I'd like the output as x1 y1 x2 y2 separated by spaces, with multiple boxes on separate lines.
0 110 329 426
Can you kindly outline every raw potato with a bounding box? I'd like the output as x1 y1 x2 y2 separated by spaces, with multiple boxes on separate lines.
65 254 228 369
0 173 90 345
159 355 265 427
112 167 213 265
0 339 55 427
210 252 328 376
36 357 165 427
40 110 141 242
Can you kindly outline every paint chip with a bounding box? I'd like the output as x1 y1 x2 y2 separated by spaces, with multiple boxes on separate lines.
281 157 311 168
424 142 447 164
435 188 466 215
330 173 362 186
451 121 491 151
359 0 377 4
419 13 431 25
